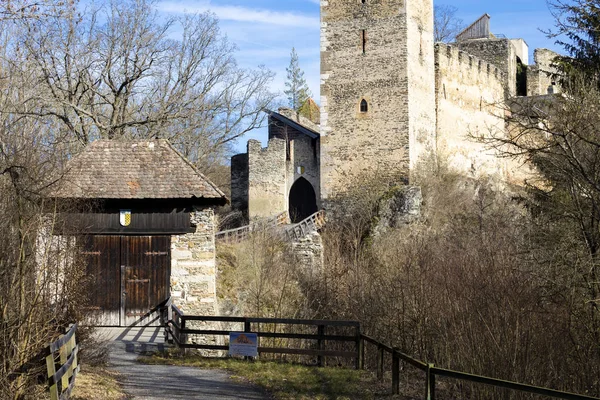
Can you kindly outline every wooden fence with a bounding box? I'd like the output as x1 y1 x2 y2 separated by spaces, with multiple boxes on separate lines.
359 334 600 400
159 302 599 400
45 323 79 400
161 304 360 367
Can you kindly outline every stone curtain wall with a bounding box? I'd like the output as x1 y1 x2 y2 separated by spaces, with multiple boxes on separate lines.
435 43 507 178
171 208 218 316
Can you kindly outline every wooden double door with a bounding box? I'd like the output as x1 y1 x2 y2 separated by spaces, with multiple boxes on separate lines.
81 235 171 326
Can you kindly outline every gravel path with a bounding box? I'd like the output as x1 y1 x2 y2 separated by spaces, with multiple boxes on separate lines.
98 327 269 400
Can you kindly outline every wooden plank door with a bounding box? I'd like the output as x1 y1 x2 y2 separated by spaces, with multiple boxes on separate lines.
120 236 170 326
80 236 121 326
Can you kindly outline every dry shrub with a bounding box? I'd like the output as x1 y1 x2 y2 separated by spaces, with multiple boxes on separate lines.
313 167 600 398
217 228 325 321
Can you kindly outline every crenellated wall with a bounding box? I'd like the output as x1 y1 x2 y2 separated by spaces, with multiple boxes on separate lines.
456 38 518 98
435 43 508 177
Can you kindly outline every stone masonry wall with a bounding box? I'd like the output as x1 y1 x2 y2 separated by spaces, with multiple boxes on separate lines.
268 116 321 205
320 0 412 203
248 138 288 220
287 132 320 207
291 231 324 280
171 208 218 316
435 43 508 177
527 48 560 96
457 38 517 98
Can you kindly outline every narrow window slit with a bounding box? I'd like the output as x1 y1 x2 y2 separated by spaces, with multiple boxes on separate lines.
361 30 367 54
360 99 368 113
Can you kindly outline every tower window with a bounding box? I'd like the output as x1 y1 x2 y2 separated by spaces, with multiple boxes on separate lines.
361 30 367 54
360 99 368 113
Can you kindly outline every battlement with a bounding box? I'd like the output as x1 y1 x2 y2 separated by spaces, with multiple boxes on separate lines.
435 43 504 82
248 138 286 157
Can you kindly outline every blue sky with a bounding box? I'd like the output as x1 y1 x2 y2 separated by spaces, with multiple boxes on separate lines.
154 0 563 154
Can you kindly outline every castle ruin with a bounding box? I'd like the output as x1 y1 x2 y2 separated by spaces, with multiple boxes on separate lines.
231 0 559 222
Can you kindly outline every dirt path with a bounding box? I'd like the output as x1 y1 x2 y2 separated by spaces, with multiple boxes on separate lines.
98 327 269 400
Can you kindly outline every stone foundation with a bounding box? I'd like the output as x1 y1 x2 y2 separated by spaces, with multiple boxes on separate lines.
291 231 324 278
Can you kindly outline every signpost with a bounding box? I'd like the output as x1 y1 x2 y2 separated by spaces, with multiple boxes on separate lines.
229 332 258 357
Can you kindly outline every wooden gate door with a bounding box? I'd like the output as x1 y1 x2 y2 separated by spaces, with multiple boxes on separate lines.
120 236 171 326
81 236 121 326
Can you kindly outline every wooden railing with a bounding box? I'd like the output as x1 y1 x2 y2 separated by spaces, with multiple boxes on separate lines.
284 210 326 241
216 210 326 244
159 300 599 399
359 334 600 400
161 305 360 367
215 211 289 244
45 323 79 400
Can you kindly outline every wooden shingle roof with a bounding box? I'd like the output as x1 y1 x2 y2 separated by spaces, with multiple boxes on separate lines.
51 139 227 203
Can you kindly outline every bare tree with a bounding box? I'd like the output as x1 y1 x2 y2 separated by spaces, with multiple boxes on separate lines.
0 0 76 21
10 0 276 167
434 4 465 43
0 20 88 398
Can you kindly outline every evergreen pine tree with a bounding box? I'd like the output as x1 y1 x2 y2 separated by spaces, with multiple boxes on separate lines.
284 47 312 111
549 0 600 85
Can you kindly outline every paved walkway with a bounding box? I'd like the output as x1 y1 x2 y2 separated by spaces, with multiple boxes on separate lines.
97 327 269 400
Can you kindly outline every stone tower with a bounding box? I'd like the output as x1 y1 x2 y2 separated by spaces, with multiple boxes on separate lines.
320 0 436 204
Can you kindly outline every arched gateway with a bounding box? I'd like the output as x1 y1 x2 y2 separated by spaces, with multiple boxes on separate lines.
289 177 318 223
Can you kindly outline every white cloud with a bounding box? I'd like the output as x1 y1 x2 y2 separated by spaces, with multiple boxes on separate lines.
156 1 319 28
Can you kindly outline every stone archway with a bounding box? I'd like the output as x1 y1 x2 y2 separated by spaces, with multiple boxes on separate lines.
288 177 318 223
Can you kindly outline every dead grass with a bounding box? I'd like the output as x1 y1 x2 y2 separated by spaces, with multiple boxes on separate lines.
71 366 128 400
140 352 411 400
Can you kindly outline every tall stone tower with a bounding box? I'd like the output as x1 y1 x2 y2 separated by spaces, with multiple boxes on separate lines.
320 0 436 204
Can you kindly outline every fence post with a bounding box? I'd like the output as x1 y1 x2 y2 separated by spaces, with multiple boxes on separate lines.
46 351 58 400
317 324 325 367
425 363 435 400
181 317 188 355
377 344 384 381
244 319 253 361
392 349 400 395
355 325 362 370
